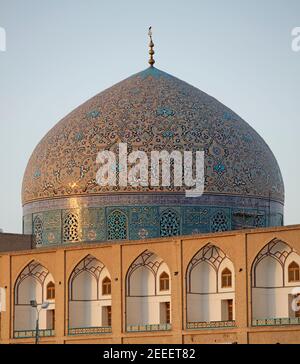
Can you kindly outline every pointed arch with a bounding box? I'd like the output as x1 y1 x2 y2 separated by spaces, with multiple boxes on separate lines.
288 261 300 282
63 212 79 243
68 254 106 301
107 210 128 240
159 271 170 291
251 238 300 325
14 260 50 304
46 281 55 300
160 208 180 237
68 255 112 333
14 260 55 335
125 250 172 330
186 244 232 293
33 216 43 246
251 238 294 288
186 244 235 326
126 250 164 296
221 268 232 288
102 276 112 295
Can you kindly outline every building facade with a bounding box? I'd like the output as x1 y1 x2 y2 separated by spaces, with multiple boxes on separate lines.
1 36 297 344
1 224 300 344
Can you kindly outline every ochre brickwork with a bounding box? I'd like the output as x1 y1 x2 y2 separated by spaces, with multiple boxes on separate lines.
1 224 300 344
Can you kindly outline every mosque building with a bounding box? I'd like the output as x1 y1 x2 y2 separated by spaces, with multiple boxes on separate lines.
0 31 300 344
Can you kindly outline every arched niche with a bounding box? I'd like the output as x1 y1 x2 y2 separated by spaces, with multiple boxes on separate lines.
186 244 235 326
126 250 171 330
68 255 112 333
14 260 55 334
251 238 300 323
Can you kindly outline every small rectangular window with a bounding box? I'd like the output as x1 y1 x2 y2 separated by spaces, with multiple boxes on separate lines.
227 299 233 321
160 302 171 324
102 306 112 326
221 299 233 321
46 309 55 330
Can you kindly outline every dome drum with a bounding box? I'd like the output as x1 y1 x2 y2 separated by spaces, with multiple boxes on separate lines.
23 193 283 246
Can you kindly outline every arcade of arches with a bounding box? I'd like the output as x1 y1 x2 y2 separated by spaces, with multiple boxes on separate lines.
1 225 300 344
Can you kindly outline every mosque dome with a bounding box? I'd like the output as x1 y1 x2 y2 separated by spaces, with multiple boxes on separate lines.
22 66 284 246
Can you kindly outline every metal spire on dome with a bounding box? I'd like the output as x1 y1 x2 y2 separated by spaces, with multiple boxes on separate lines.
148 26 155 67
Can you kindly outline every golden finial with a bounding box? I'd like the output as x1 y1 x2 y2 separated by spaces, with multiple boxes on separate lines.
148 26 155 67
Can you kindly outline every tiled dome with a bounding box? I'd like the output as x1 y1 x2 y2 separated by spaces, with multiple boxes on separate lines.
22 67 284 204
21 67 284 246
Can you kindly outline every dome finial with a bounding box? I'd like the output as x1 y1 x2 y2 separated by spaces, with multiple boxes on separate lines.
148 26 155 67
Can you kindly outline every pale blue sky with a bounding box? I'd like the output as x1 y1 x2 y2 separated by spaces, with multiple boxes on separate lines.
0 0 299 233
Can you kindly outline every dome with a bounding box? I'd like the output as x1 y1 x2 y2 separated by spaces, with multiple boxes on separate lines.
22 67 284 246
